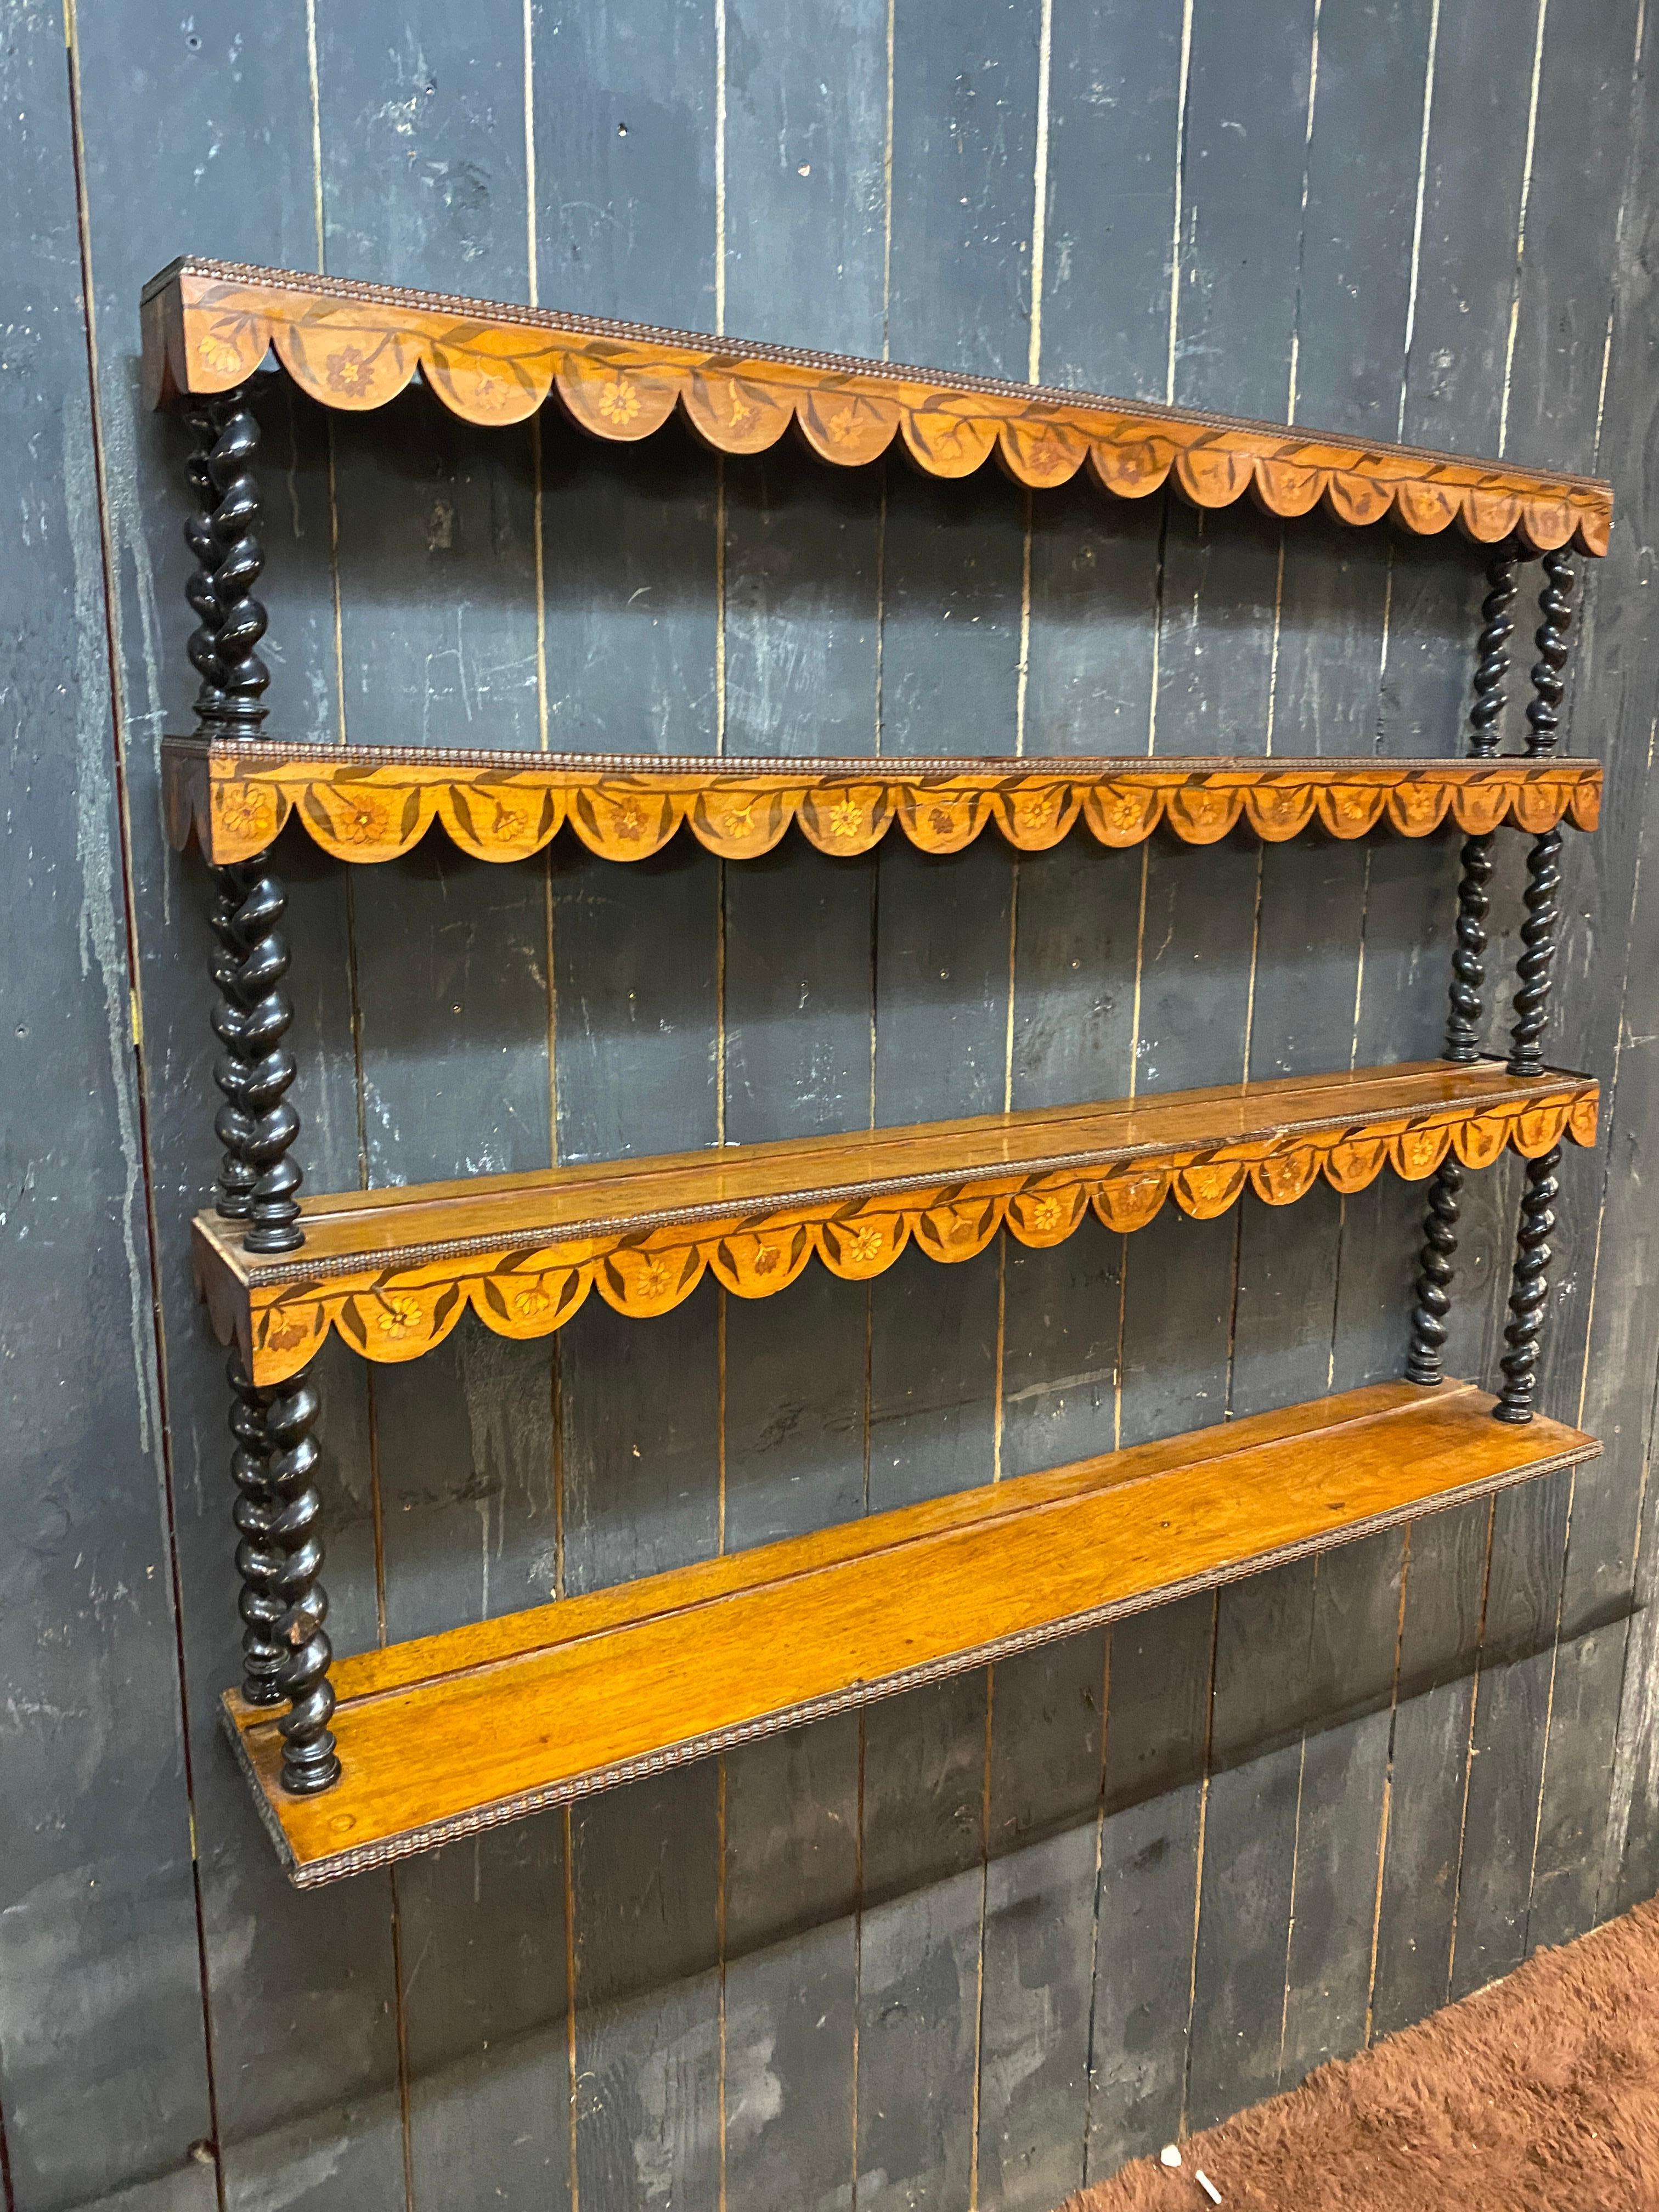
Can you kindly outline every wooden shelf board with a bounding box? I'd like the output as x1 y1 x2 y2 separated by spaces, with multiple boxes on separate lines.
195 1059 1599 1385
142 258 1611 554
224 1379 1600 1886
161 735 1602 867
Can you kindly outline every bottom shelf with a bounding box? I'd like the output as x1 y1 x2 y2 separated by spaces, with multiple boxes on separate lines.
226 1379 1598 1886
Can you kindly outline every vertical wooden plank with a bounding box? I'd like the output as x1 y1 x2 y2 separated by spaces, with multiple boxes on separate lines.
0 15 214 2210
1143 0 1328 2144
854 10 1044 2207
975 1635 1106 2212
1265 1 1441 2091
1516 0 1651 1953
856 1675 989 2212
722 1716 862 2212
1278 1534 1404 2079
1084 1588 1213 2183
1040 0 1183 403
1015 18 1198 2185
70 7 408 2204
308 16 573 2206
1401 0 1544 458
1451 1468 1573 1996
718 15 889 2202
1185 1183 1338 2129
533 13 726 2210
1368 1500 1489 2035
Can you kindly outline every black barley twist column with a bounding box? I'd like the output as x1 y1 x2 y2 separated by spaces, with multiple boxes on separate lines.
1444 547 1517 1062
1405 545 1516 1386
1494 1146 1561 1424
265 1363 340 1792
1508 547 1576 1079
183 383 337 1782
1489 549 1578 1424
186 382 305 1250
228 1353 285 1707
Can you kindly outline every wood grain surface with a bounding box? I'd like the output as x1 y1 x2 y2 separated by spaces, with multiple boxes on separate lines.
161 735 1604 865
139 257 1613 554
191 1061 1600 1381
223 1380 1599 1886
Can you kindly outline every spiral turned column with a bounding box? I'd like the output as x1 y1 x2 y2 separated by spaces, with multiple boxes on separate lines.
209 871 258 1221
187 386 270 733
1506 826 1564 1081
184 382 304 1250
228 1353 285 1706
264 1363 340 1794
1506 550 1577 1079
1494 1147 1561 1424
1444 549 1517 1062
226 867 304 1254
1406 1160 1463 1386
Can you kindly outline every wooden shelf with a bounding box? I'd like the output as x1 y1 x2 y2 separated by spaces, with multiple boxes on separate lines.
142 258 1611 554
162 736 1603 868
223 1378 1600 1886
194 1059 1599 1385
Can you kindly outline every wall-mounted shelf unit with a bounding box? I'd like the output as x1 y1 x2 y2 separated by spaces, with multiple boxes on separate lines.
143 255 1612 1867
162 737 1603 868
227 1380 1598 1887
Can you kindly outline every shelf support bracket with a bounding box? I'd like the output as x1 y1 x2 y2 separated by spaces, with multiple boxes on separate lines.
1506 548 1577 1079
1494 1146 1561 1424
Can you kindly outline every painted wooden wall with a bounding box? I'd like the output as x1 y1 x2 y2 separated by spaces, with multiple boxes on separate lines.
4 3 1658 2208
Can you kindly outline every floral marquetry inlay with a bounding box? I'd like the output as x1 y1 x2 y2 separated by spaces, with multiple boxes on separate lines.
161 739 1604 870
190 1062 1600 1386
142 259 1613 554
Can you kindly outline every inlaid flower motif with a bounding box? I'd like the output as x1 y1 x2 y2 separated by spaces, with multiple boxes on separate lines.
721 799 755 837
596 378 641 425
375 1294 426 1341
1017 795 1054 834
639 1255 675 1299
490 800 528 839
263 1310 315 1353
1110 793 1148 830
824 405 864 446
1029 1194 1064 1232
221 788 274 844
928 806 958 837
512 1283 554 1321
847 1224 885 1263
613 802 645 841
829 797 865 839
198 332 248 376
340 802 389 846
751 1244 781 1277
727 394 758 432
325 346 377 399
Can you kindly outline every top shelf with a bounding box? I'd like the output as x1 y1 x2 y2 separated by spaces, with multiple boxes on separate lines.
162 738 1602 868
142 258 1612 556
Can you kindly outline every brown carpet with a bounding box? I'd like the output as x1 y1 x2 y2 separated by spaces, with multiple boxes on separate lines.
1067 1894 1659 2212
